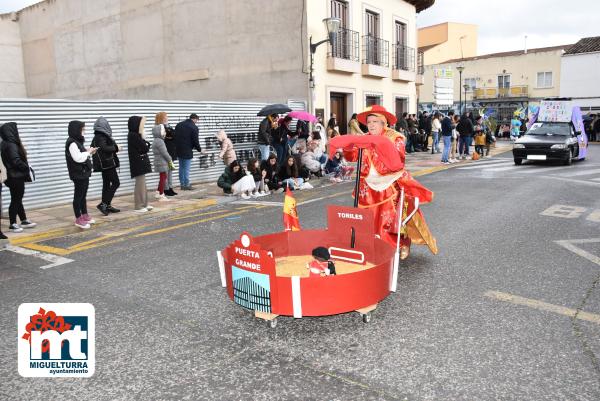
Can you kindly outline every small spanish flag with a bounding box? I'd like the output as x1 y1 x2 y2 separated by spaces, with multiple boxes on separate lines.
283 186 301 231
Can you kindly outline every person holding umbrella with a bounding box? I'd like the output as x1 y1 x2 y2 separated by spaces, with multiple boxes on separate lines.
257 114 277 161
257 104 291 161
274 116 292 165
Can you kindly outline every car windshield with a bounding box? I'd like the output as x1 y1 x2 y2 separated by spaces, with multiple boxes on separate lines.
526 122 571 136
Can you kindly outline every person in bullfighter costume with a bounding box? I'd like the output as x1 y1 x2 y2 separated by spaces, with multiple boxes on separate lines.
335 105 438 260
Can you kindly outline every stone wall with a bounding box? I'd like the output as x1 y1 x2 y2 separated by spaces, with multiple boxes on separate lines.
15 0 308 103
0 13 27 97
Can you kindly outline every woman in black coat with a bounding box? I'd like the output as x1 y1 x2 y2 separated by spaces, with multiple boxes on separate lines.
127 116 153 212
163 123 178 196
0 122 36 233
92 117 121 215
260 153 282 192
66 121 97 229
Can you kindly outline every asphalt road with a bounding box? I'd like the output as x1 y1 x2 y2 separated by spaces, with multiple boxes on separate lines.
2 145 600 400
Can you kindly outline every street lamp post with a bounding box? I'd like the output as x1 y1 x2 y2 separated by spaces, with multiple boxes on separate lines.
456 65 465 114
463 84 469 114
308 18 341 115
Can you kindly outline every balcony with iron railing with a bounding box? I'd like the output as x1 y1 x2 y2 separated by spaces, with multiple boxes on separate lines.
327 27 360 73
415 51 424 85
473 85 529 99
417 51 424 74
392 44 415 82
361 35 389 78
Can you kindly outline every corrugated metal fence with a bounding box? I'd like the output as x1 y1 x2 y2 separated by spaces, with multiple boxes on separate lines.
0 98 305 211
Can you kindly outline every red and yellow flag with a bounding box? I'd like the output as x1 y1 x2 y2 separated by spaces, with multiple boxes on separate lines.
283 186 301 231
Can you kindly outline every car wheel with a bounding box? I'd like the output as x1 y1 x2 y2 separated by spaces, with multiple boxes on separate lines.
514 158 522 165
564 149 573 166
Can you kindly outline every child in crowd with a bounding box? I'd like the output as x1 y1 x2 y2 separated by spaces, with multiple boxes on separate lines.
216 129 236 167
473 116 486 158
306 247 336 277
325 151 354 182
298 141 322 177
279 155 304 190
247 158 269 197
217 160 255 199
261 153 283 193
450 114 460 162
308 131 327 162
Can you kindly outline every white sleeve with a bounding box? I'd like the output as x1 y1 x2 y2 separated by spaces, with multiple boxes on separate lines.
69 142 90 163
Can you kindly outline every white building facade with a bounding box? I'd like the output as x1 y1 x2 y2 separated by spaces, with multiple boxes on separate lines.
560 37 600 111
307 0 433 132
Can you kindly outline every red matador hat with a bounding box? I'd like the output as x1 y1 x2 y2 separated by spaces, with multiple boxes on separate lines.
357 105 397 127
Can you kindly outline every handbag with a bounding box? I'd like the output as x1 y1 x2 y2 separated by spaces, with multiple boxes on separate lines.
0 154 7 184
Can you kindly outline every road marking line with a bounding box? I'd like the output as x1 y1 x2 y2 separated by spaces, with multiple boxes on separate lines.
512 167 560 174
556 168 600 177
298 192 346 206
484 290 600 325
2 245 74 269
541 175 600 187
457 164 514 172
486 165 521 172
9 227 78 246
132 208 267 239
456 160 512 169
17 242 72 256
555 239 600 266
231 200 283 206
412 165 452 176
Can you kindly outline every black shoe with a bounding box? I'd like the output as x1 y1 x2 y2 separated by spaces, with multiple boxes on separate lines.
187 185 195 191
106 205 120 213
0 232 7 240
96 203 109 216
164 189 177 196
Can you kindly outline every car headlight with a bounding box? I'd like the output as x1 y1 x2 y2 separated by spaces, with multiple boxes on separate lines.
513 144 525 149
551 144 567 149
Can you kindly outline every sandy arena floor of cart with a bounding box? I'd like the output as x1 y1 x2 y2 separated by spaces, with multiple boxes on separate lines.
275 255 375 277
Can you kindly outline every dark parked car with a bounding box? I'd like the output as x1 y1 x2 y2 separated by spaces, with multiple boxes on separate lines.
512 122 587 166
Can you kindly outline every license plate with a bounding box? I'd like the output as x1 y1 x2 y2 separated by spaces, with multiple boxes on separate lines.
527 155 546 160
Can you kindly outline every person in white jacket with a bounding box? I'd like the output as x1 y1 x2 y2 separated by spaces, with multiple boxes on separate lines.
65 120 97 229
431 112 442 154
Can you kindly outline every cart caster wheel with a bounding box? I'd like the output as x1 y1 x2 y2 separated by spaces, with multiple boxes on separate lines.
268 318 277 328
362 313 372 323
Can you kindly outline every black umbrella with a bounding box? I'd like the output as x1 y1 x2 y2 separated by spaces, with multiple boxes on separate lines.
257 104 292 116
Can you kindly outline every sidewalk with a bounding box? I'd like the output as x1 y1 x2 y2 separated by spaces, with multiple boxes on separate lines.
2 141 512 243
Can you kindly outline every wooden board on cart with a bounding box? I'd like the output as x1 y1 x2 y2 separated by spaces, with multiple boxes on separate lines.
255 310 278 321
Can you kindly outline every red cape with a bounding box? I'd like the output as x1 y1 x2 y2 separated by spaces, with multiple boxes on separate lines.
329 135 404 171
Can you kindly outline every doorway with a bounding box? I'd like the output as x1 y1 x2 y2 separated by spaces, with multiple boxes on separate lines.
330 92 348 134
395 97 408 123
